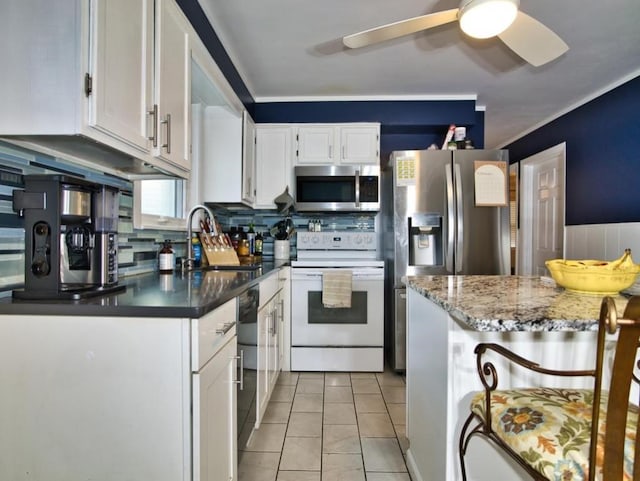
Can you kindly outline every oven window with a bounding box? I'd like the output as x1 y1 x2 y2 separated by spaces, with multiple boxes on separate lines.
307 292 368 324
296 176 355 203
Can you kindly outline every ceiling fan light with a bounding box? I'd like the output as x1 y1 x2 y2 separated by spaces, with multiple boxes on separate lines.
459 0 519 39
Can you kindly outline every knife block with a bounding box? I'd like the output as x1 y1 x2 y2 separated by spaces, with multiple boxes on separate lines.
199 233 240 266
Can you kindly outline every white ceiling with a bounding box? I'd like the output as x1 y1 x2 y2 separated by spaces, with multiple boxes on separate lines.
196 0 640 148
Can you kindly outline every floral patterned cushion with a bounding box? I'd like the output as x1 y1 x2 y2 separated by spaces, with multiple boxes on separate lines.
470 388 637 480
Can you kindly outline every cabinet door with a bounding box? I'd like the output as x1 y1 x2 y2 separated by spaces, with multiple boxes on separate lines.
155 0 190 171
255 126 293 209
89 0 153 153
256 304 271 426
295 125 336 164
278 269 290 371
339 124 380 165
242 111 256 206
268 297 280 392
193 335 237 481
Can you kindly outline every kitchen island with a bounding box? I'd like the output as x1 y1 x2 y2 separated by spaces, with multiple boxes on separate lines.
405 275 629 481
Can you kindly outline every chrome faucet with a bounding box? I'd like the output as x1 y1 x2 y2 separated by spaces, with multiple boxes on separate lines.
183 204 216 271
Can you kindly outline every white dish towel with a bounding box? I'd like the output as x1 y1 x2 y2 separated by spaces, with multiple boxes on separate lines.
322 270 353 308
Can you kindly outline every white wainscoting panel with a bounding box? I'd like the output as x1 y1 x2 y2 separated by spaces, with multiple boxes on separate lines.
565 222 640 294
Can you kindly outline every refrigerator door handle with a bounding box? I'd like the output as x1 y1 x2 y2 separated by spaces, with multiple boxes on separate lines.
445 164 455 272
455 162 464 273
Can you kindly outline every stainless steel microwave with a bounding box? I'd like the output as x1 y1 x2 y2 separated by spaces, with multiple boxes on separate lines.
294 165 380 212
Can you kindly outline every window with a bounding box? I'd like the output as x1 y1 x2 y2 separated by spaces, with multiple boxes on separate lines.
133 177 189 231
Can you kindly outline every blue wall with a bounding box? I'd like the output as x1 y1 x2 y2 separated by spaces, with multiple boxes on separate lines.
505 75 640 226
178 1 639 225
177 1 486 159
254 100 485 160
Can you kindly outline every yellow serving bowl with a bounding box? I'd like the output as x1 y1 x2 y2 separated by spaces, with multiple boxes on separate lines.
545 255 640 295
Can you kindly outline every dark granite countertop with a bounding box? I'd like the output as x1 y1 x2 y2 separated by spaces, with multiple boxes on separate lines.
0 262 287 318
407 275 630 332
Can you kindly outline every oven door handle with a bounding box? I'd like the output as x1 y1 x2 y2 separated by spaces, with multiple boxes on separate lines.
293 270 383 278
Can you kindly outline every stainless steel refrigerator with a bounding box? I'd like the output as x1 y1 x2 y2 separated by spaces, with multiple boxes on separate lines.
383 149 511 371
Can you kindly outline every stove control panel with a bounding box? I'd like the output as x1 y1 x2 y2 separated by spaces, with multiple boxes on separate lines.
297 231 377 251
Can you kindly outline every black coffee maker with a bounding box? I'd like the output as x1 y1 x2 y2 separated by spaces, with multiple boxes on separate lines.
12 174 125 299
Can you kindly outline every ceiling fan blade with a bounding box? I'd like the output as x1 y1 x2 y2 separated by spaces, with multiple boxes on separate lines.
343 9 459 49
498 11 569 67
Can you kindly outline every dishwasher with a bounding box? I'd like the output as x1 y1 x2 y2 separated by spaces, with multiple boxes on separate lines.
236 284 259 440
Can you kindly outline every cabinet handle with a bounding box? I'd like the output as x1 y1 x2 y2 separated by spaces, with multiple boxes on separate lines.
232 350 244 390
342 145 345 159
216 321 235 335
273 307 278 335
147 104 158 147
278 299 284 323
161 113 171 154
329 145 333 159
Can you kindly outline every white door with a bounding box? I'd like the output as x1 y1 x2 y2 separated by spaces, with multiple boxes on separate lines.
296 125 335 164
193 335 237 481
89 0 153 152
339 124 380 165
242 111 256 205
519 143 566 275
291 268 385 346
255 126 293 208
256 303 271 426
268 299 280 392
155 0 190 170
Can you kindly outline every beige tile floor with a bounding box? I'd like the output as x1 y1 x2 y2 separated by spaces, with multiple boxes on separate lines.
239 370 410 481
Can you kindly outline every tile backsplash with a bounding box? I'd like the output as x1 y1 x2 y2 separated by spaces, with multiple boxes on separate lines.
0 141 185 294
0 140 378 295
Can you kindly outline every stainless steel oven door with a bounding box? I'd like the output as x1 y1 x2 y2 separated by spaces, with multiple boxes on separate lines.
291 267 384 346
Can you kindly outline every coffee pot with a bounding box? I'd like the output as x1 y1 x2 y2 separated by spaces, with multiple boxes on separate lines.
12 174 124 299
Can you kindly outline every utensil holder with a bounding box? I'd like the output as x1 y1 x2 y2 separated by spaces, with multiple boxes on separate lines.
274 240 290 260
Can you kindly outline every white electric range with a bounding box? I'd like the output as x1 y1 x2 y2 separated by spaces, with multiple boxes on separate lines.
290 231 384 372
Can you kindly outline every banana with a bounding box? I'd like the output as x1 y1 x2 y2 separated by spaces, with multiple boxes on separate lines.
608 249 632 270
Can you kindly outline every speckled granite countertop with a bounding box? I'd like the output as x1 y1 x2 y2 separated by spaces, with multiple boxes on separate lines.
407 275 630 332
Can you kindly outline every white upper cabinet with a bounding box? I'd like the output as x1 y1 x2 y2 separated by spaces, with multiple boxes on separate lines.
89 0 154 153
242 111 257 206
255 125 294 209
293 123 380 166
189 28 250 207
296 125 336 164
340 124 380 164
0 0 193 179
154 0 191 171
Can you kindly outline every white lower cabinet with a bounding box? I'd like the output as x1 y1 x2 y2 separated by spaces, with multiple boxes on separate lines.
255 272 283 426
193 333 237 481
0 297 239 481
278 267 291 371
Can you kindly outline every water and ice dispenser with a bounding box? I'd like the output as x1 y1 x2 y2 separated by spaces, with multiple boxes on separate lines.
408 214 443 267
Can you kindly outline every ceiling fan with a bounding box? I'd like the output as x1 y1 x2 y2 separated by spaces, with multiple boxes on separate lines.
342 0 568 67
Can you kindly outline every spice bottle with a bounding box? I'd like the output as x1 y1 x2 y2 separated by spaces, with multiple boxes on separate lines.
191 234 202 267
229 226 241 250
254 232 263 258
159 240 174 273
247 223 256 255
